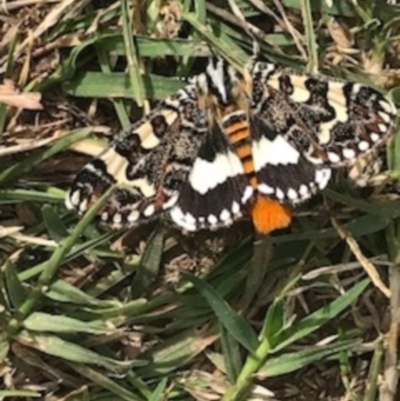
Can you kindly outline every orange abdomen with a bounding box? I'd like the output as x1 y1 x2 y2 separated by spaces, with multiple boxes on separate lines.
224 118 292 234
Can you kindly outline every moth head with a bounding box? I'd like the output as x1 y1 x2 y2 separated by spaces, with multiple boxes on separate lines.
197 56 239 106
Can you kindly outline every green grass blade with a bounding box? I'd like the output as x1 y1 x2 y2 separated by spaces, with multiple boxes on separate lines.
301 0 318 72
64 71 184 100
16 331 142 373
272 278 370 353
258 339 359 378
220 323 242 382
121 0 145 106
149 378 168 401
68 362 145 401
42 204 69 241
23 312 112 334
4 260 26 308
184 273 258 353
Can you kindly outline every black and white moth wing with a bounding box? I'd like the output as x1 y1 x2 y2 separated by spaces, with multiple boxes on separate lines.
249 114 332 205
169 123 253 231
250 61 397 167
66 84 208 227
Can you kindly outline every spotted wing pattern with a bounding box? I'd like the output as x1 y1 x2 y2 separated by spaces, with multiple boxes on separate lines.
67 84 208 227
248 61 396 205
66 56 397 233
170 122 254 231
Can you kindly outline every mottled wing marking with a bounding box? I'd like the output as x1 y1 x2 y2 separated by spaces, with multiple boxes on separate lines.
170 123 253 231
66 56 397 233
250 115 332 203
248 60 396 206
250 61 396 167
66 84 209 227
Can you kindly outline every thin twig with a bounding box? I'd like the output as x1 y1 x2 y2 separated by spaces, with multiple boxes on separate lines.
331 216 391 298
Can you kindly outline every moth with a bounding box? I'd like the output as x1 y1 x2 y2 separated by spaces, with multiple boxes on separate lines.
66 56 397 234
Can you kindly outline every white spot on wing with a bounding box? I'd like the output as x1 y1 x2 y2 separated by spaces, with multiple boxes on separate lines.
241 186 254 203
342 148 356 159
269 74 310 102
169 207 197 231
299 185 309 197
113 213 122 225
253 135 300 170
378 123 388 132
358 141 369 151
79 199 88 213
208 214 218 225
184 212 196 225
68 190 80 208
188 151 244 195
315 168 331 189
163 195 179 210
378 111 392 124
328 152 341 163
276 188 285 200
258 183 274 195
127 211 139 223
370 133 380 142
220 209 230 222
379 100 395 115
143 204 155 217
287 188 298 200
232 201 240 214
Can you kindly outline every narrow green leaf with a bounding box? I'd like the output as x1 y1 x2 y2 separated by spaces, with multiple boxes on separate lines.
242 235 272 309
18 229 122 282
325 189 400 219
258 339 358 378
0 189 64 204
4 260 26 308
7 187 116 336
387 125 400 176
0 390 41 398
137 325 219 377
64 71 184 100
42 204 69 241
274 214 390 244
121 0 145 106
0 332 10 362
301 0 318 73
68 362 144 401
16 331 143 374
94 39 131 130
364 339 383 401
132 227 165 297
282 0 354 17
149 378 168 401
23 312 111 334
272 279 370 353
260 299 285 347
46 280 121 308
184 273 258 352
220 324 242 382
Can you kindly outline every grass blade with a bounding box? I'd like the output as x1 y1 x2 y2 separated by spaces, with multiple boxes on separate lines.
184 272 258 353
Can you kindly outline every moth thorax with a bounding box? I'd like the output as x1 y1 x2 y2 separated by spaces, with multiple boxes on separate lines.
196 57 246 106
